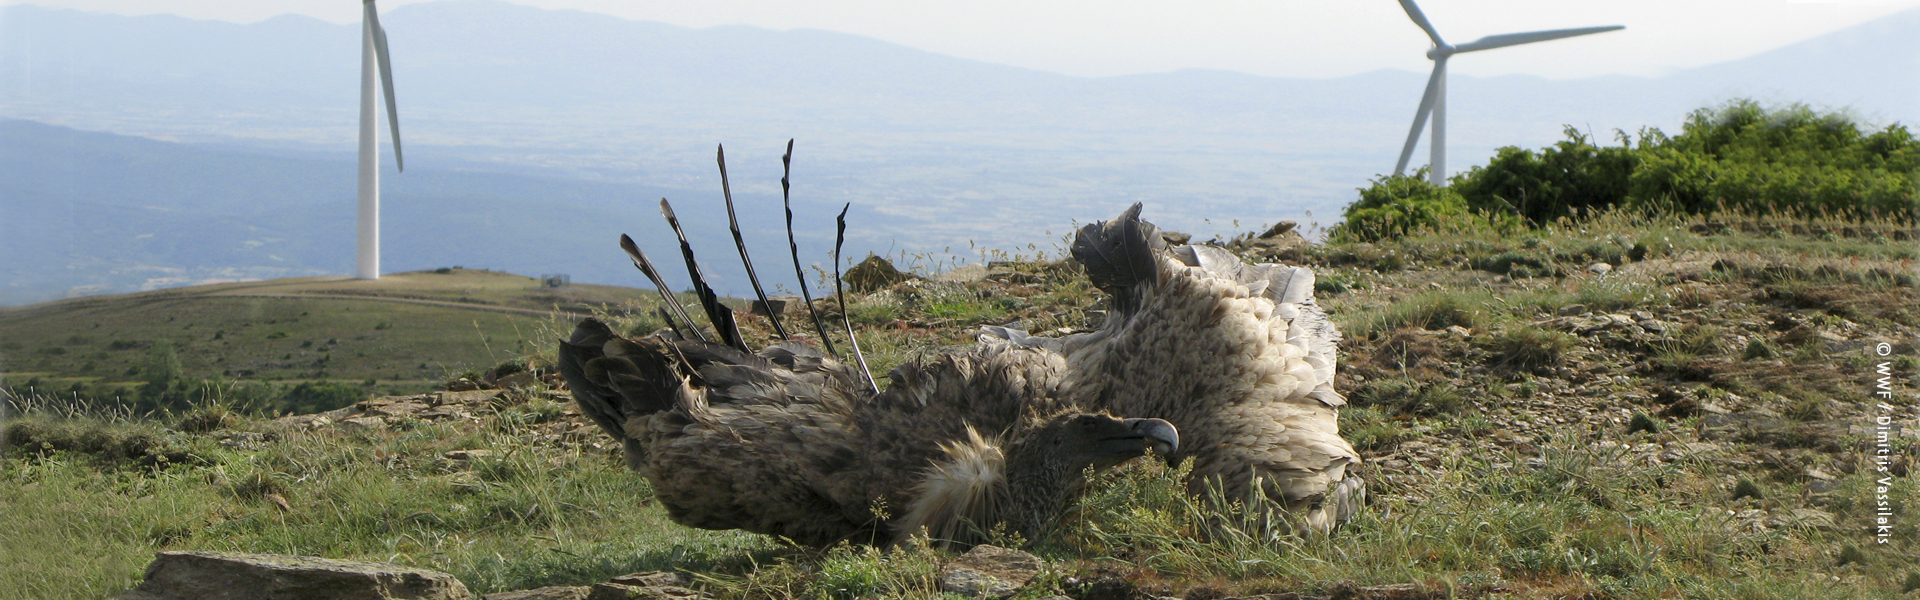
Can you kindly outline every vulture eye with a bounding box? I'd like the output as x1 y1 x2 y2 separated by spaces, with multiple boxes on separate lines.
1077 416 1099 428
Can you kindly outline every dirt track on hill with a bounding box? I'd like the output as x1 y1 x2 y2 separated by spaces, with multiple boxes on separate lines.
203 292 591 320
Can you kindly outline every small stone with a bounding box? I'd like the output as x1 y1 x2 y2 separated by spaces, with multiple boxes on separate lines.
219 432 272 450
1356 583 1427 599
1444 325 1472 338
1588 262 1613 275
936 264 990 283
749 297 791 318
113 551 473 600
1557 304 1588 316
608 573 690 588
446 378 484 392
845 255 917 292
496 372 539 390
444 450 494 461
1258 221 1297 239
586 584 702 600
338 416 388 432
418 406 473 421
939 545 1042 599
365 402 430 419
1766 508 1838 531
1639 320 1669 334
484 586 589 600
438 390 505 406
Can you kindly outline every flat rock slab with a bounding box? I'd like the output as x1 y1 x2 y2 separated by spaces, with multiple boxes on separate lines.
607 572 692 588
939 545 1042 599
115 551 473 600
483 586 590 600
586 583 705 600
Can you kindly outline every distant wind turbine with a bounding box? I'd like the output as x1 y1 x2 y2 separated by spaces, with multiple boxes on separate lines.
1391 0 1621 186
356 0 403 280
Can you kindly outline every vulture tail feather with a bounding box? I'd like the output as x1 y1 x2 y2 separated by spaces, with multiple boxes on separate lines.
661 198 749 351
657 306 686 340
717 144 791 341
783 139 840 355
620 234 708 343
1071 202 1164 314
834 203 879 394
558 318 666 470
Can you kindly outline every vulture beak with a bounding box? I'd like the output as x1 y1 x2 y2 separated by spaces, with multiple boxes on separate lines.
1124 418 1179 456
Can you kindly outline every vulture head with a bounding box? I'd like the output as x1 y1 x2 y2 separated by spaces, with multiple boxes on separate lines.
1019 414 1178 471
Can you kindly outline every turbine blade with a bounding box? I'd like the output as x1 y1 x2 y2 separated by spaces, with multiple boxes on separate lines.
717 144 791 340
365 1 403 172
619 233 709 343
833 203 878 394
661 198 748 351
1394 61 1444 177
1397 0 1446 46
782 139 839 355
1453 26 1624 54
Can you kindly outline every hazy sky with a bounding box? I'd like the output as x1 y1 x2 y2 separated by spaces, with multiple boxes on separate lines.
7 0 1916 78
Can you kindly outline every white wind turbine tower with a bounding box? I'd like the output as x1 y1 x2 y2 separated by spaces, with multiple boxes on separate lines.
356 0 404 280
1391 0 1621 187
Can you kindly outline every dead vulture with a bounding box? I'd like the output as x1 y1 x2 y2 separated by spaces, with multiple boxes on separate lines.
560 320 1175 547
559 146 1176 546
984 204 1364 535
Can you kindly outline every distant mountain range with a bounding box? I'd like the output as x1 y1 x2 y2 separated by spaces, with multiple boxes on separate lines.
0 120 850 305
0 1 1913 304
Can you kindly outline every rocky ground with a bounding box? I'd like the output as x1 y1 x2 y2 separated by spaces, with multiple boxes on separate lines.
8 211 1918 599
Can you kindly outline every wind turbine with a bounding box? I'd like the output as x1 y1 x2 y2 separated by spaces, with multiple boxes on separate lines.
1391 0 1621 186
356 0 403 280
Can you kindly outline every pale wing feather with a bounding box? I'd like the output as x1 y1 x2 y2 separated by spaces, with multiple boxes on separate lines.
1063 206 1362 535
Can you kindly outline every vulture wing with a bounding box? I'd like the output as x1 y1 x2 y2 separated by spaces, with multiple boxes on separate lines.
562 317 1110 547
986 203 1363 534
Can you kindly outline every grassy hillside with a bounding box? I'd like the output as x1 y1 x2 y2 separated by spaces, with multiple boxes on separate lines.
0 268 667 409
3 206 1915 599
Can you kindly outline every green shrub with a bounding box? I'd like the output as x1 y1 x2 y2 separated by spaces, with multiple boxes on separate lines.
1451 126 1638 225
1337 100 1918 239
1472 251 1559 278
1338 406 1408 452
277 381 368 415
1348 290 1488 336
1631 100 1918 219
1331 170 1474 242
1350 376 1467 416
1487 326 1574 373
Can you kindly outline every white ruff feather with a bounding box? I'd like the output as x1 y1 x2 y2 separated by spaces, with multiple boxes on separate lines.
896 426 1005 544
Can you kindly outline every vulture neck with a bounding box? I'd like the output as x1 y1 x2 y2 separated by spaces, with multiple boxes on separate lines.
997 437 1086 544
894 430 1084 547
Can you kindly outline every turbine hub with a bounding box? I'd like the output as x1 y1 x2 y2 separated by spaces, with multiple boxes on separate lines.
1426 44 1455 60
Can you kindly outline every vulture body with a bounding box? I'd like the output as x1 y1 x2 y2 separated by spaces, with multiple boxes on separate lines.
564 159 1356 545
985 204 1364 534
559 317 1177 547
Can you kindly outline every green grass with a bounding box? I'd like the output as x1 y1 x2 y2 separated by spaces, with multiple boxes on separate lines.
4 205 1918 599
0 269 705 413
1055 432 1916 599
0 271 617 392
0 407 773 599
